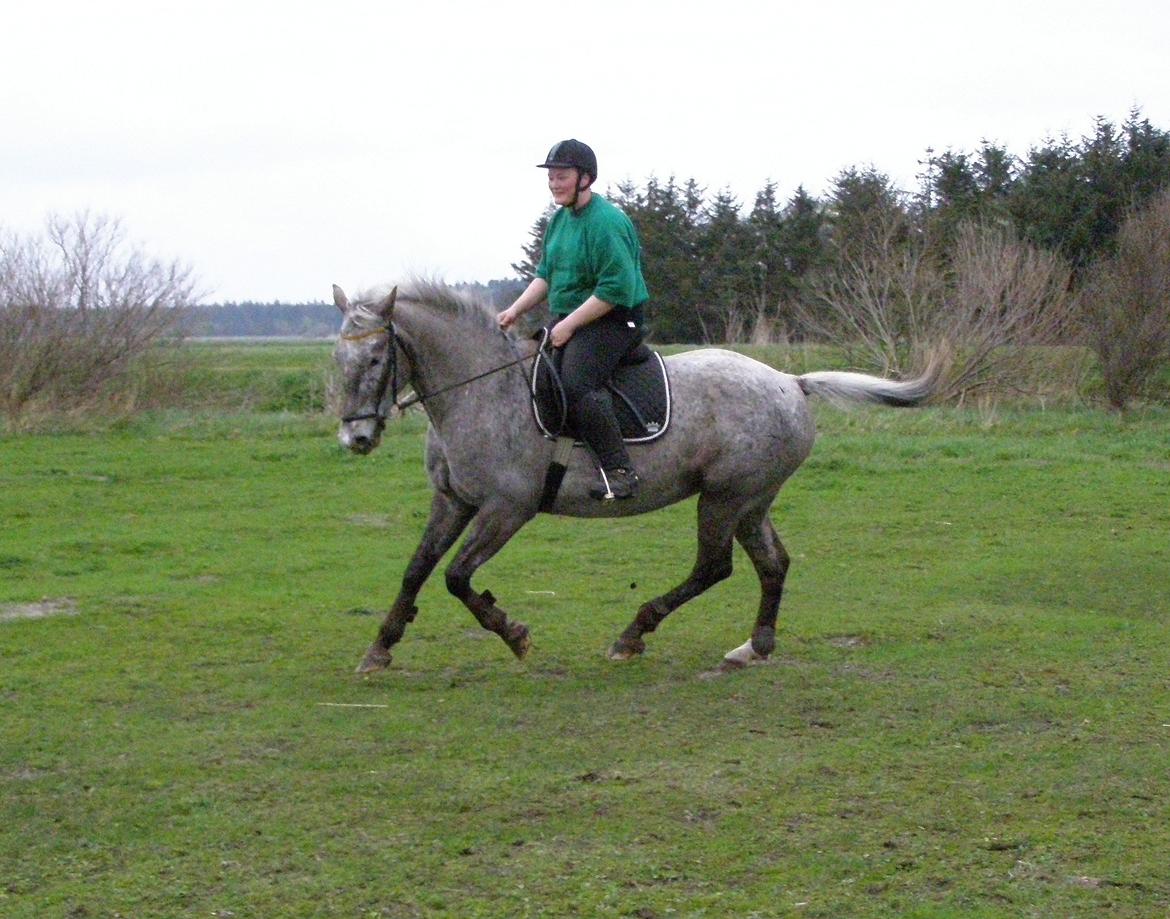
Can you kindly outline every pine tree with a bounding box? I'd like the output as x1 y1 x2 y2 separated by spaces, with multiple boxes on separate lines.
511 206 555 281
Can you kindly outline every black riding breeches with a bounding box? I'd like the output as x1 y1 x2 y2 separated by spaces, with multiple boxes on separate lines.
551 310 643 470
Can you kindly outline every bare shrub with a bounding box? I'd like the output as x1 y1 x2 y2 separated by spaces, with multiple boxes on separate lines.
801 205 945 376
0 212 198 422
803 216 1077 402
712 293 790 346
940 221 1077 401
1081 190 1170 411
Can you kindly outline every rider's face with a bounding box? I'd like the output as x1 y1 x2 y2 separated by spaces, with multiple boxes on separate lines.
548 167 583 206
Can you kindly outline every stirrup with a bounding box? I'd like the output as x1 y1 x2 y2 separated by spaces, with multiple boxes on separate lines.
590 467 639 501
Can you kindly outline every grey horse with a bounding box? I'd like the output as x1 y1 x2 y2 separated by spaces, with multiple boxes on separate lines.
332 281 939 674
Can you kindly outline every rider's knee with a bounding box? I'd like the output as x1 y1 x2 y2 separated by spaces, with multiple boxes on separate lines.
569 387 610 415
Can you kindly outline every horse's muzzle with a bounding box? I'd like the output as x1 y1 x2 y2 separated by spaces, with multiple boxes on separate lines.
339 421 382 455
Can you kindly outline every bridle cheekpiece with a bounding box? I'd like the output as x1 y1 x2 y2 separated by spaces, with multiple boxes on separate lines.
339 323 402 425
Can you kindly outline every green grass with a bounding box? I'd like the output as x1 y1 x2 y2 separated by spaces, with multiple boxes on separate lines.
2 346 1169 916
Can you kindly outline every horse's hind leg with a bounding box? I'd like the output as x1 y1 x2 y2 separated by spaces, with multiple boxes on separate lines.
356 490 476 674
444 504 535 660
721 506 790 670
609 492 738 660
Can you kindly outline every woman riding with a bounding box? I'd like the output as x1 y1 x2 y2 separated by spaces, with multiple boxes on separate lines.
497 139 650 500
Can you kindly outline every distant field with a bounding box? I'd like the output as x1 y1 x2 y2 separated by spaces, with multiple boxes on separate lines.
2 343 1168 916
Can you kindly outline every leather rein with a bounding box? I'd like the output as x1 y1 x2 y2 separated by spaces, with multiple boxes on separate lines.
339 324 536 425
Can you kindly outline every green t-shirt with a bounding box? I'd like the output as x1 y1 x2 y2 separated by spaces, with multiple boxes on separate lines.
535 195 650 317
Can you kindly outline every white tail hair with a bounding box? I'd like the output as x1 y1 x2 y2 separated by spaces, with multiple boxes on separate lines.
797 351 945 407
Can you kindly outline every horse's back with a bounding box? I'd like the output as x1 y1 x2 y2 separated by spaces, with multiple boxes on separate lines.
665 347 809 420
659 347 816 486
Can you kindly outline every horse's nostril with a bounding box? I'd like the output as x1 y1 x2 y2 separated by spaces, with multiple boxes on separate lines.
353 435 371 450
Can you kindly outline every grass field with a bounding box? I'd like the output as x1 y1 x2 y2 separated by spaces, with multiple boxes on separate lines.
2 342 1169 917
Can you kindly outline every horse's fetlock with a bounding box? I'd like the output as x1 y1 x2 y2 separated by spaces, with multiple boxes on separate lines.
634 600 669 633
751 626 776 659
379 622 406 647
506 622 531 659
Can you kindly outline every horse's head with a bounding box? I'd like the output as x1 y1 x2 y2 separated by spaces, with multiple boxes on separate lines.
332 284 407 455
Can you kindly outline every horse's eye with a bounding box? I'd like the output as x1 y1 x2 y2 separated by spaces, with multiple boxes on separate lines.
370 358 381 368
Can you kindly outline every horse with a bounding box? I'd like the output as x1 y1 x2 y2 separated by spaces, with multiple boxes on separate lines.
331 280 939 675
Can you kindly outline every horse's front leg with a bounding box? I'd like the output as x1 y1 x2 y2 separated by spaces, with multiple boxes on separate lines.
356 489 476 674
444 504 535 660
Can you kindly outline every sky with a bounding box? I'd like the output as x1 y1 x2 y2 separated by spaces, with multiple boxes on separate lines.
4 0 1169 303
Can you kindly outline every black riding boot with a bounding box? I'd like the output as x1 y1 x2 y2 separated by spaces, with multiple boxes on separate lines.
571 389 639 500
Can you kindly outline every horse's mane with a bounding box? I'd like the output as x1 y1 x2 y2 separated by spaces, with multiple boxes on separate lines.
350 278 498 335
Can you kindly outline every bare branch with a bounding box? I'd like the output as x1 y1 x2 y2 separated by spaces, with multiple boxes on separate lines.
0 211 199 422
1081 190 1170 410
802 214 1076 401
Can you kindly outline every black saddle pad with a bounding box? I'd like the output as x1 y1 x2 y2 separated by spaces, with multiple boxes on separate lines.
529 330 671 443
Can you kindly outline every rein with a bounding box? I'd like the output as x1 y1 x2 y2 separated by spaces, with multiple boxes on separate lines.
340 324 537 423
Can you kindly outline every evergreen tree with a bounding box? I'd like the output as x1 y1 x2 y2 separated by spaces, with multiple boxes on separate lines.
695 188 754 341
916 142 1017 251
776 185 827 334
778 186 826 280
511 205 555 281
614 176 706 342
825 166 910 264
748 180 785 300
1009 111 1170 269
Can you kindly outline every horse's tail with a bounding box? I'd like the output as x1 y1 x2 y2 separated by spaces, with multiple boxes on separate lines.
796 348 946 407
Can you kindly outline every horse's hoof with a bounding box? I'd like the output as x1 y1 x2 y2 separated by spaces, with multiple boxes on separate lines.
607 641 643 661
723 638 767 668
355 645 392 674
507 624 531 660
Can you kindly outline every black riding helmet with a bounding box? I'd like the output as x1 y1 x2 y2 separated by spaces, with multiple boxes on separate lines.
536 139 597 184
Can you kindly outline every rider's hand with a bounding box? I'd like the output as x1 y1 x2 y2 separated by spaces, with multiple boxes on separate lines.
550 320 575 348
497 307 516 331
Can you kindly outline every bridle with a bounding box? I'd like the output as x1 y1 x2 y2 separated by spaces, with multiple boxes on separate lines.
339 322 537 426
338 325 403 425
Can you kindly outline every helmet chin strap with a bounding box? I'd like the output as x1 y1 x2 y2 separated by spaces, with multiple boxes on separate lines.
569 174 592 211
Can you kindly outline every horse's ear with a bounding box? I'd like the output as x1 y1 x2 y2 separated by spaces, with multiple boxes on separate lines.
377 286 398 321
332 284 349 314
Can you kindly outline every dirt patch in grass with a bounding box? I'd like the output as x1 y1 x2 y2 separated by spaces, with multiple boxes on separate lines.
0 598 79 623
346 513 393 529
828 634 871 649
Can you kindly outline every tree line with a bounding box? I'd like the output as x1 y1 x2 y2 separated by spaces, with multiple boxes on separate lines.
514 108 1170 348
3 109 1168 419
186 280 527 337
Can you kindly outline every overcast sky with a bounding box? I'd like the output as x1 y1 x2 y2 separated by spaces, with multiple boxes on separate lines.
4 0 1168 302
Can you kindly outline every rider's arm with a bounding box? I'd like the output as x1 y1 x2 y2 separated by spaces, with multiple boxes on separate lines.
498 277 548 329
554 295 613 342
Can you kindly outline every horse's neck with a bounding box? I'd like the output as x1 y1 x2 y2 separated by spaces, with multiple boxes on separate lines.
397 302 525 426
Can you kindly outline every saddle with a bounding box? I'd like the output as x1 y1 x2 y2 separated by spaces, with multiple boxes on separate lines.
529 327 672 444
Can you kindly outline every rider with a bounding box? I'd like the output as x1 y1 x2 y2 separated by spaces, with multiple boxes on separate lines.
497 139 650 500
